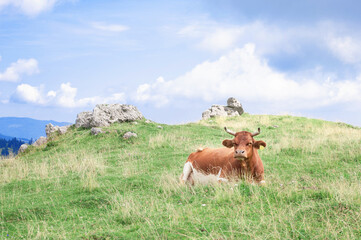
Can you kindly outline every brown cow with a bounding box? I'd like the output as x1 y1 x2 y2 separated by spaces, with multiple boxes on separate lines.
180 127 266 185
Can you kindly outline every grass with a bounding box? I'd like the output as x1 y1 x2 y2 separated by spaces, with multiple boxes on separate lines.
0 115 360 239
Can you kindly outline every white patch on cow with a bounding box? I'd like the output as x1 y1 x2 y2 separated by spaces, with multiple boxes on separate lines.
182 162 193 181
217 177 229 182
259 180 266 185
189 166 228 184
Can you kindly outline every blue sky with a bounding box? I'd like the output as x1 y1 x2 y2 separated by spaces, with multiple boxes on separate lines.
1 0 361 126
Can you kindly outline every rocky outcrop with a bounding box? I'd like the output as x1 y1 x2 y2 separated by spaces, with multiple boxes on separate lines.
32 136 47 147
19 144 29 153
227 97 244 115
202 97 244 120
91 127 104 136
45 123 71 138
76 104 143 128
123 132 137 139
75 112 93 128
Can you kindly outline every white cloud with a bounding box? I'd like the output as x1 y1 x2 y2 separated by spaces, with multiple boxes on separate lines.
0 58 39 82
92 22 129 32
0 0 58 16
178 23 243 52
135 44 361 110
177 21 301 54
178 20 361 66
327 36 361 64
11 82 126 108
135 77 169 107
12 83 45 104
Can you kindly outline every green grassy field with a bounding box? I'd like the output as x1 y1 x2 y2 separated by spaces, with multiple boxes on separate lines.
1 114 361 239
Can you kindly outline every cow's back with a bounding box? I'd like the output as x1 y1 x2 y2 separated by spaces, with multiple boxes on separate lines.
187 147 234 175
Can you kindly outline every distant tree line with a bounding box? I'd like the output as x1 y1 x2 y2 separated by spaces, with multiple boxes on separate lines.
0 138 28 156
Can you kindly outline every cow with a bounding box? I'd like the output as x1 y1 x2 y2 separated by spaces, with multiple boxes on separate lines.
180 127 266 185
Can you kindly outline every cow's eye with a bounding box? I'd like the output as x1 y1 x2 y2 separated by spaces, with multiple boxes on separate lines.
247 143 252 146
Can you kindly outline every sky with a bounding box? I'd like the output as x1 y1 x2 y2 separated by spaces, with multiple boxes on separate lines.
0 0 361 126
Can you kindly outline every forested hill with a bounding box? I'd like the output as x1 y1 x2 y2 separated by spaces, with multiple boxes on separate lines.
0 137 26 156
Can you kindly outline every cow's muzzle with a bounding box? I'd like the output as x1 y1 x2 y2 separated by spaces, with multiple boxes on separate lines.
234 149 247 159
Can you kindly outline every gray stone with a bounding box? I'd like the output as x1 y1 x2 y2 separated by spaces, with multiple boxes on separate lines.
145 119 152 123
91 127 104 135
224 106 241 116
202 105 228 120
201 110 211 120
45 123 71 137
32 136 47 147
19 144 29 153
157 125 163 129
227 97 242 108
202 98 244 120
58 126 70 135
75 104 143 128
123 132 137 139
75 111 93 128
226 97 244 115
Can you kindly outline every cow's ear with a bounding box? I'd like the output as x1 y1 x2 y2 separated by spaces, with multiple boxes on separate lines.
253 140 266 149
222 139 234 148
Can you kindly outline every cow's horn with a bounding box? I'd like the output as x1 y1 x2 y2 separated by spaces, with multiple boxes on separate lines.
252 128 261 137
224 127 236 136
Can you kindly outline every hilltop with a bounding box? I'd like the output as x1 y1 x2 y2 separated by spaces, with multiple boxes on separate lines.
1 114 360 239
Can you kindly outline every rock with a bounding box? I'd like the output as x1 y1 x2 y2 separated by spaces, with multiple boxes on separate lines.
145 119 152 123
202 98 244 120
45 123 71 137
131 121 138 125
201 110 211 120
75 111 93 128
91 127 104 135
32 136 47 147
157 125 163 129
226 97 244 115
58 126 70 135
19 144 29 153
224 106 241 117
227 97 242 107
123 132 137 139
75 104 143 128
202 105 228 120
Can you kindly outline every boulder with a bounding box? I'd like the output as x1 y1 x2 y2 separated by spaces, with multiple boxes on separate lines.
123 132 137 139
76 104 143 128
32 136 47 147
227 97 242 107
19 144 29 153
75 111 93 128
202 97 244 120
202 105 228 119
45 123 71 138
226 97 244 115
91 127 104 136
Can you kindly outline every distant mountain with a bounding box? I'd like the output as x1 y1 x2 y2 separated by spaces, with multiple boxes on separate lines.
0 133 29 142
0 117 72 140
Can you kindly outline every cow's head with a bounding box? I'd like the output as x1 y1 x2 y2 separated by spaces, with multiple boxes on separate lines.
222 127 266 159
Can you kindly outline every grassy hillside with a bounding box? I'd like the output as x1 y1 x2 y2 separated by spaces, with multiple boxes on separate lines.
1 114 360 239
